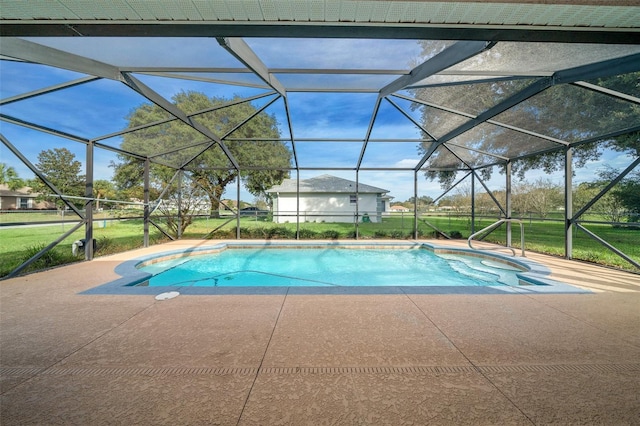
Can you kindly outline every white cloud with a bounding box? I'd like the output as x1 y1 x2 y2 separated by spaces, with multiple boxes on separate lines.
246 38 421 70
394 159 419 168
24 37 243 69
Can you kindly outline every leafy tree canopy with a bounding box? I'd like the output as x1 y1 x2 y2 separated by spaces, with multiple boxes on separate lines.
0 163 25 190
29 148 84 208
413 42 639 188
406 195 434 206
94 179 117 210
588 166 640 223
112 91 292 211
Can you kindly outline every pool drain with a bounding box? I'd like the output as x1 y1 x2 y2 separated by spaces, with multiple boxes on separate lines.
155 291 180 301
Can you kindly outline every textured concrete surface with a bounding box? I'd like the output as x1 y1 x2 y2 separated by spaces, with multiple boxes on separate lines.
2 240 640 425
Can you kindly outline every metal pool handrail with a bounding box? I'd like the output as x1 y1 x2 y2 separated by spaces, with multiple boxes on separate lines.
468 219 525 257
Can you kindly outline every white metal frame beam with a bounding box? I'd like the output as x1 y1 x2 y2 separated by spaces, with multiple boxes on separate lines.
217 37 286 96
120 72 240 170
380 41 494 98
0 37 123 81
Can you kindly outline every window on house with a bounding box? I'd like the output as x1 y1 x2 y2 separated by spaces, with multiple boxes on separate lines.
19 198 30 209
350 195 357 204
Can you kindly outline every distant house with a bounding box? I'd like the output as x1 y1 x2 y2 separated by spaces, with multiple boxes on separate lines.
266 174 392 223
390 205 410 213
0 185 54 210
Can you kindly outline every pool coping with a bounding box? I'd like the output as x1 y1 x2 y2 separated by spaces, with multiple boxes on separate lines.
80 241 590 296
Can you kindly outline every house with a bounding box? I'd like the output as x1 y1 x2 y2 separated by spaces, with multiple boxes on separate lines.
266 174 392 223
390 205 411 213
0 185 54 210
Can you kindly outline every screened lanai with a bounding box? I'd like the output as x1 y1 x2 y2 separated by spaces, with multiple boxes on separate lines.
1 0 639 277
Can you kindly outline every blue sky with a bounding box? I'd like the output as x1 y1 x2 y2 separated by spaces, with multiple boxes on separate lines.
1 38 637 202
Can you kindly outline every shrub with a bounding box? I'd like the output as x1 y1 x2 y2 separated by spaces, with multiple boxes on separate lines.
19 243 75 272
449 231 463 239
389 230 406 239
97 236 113 253
207 229 236 239
373 230 389 238
267 226 295 239
415 228 430 238
320 230 340 240
298 228 318 239
345 230 357 239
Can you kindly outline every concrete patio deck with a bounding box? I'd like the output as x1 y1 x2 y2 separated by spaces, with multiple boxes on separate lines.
2 240 639 425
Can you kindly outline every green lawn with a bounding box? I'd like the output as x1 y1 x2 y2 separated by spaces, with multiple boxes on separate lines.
0 210 119 223
0 219 168 277
419 215 640 269
1 213 638 278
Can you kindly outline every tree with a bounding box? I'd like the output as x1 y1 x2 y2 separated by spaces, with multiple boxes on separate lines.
29 148 85 209
412 42 639 188
0 163 25 190
94 179 117 210
475 191 502 215
406 195 434 211
112 91 292 214
512 179 563 219
586 167 640 225
153 173 209 237
253 196 269 211
438 183 472 214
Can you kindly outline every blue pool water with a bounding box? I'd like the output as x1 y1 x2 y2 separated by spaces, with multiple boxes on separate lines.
139 248 522 287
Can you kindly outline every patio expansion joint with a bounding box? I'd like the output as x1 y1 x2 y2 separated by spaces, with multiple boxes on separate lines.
0 298 158 396
235 287 290 426
401 291 537 425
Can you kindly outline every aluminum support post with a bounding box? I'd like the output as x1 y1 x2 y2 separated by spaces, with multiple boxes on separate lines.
236 172 241 239
505 161 512 247
296 171 300 239
414 171 419 240
355 171 360 240
471 172 476 235
177 170 182 240
85 141 94 260
565 147 573 259
143 158 150 247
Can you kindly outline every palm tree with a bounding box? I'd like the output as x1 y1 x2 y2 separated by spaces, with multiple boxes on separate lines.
0 163 25 190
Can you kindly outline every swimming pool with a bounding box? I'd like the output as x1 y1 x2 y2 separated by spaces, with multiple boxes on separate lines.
139 248 522 288
82 242 589 295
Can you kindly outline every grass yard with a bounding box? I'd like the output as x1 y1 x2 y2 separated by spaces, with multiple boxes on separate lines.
0 210 118 224
420 215 640 270
0 219 169 277
1 213 638 278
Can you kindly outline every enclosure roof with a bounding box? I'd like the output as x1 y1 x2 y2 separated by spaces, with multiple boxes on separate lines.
267 174 389 194
1 1 639 176
2 0 640 44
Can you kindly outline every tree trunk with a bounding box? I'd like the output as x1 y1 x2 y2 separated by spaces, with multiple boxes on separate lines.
207 185 223 218
191 173 237 218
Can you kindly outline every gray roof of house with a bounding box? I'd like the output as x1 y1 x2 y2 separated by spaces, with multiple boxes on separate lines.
267 174 389 194
0 185 32 197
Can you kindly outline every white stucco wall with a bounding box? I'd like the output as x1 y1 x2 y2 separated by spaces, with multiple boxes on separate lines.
273 192 381 223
